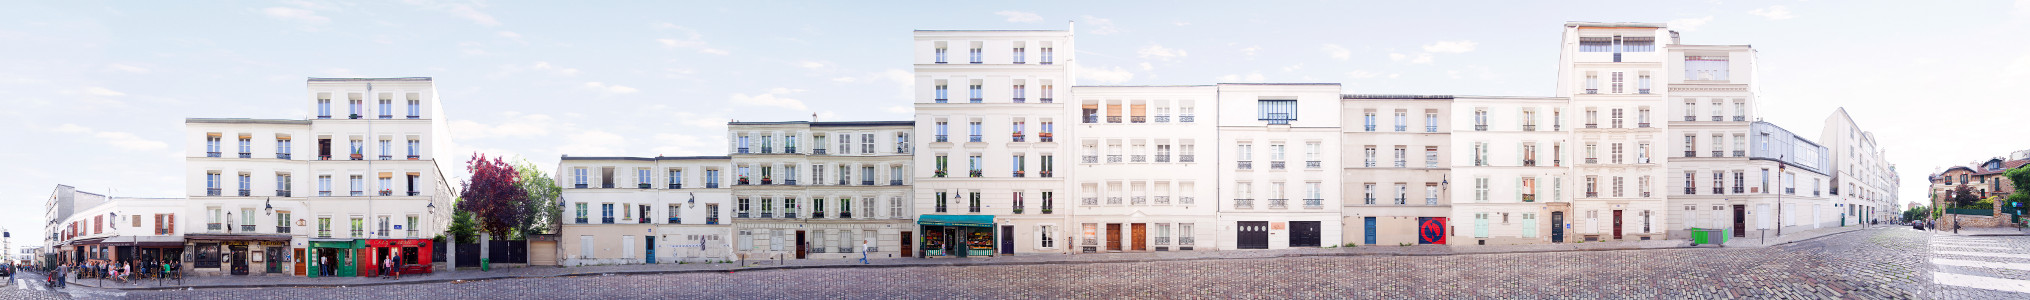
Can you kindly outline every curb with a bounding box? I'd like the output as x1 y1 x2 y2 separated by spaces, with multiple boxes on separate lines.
79 241 1770 291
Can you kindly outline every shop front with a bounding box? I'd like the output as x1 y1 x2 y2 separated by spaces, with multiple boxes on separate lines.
364 239 434 276
917 215 996 258
307 239 363 278
183 234 291 276
103 236 185 277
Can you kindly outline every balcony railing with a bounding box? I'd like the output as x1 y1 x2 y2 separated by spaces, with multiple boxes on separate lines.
1586 158 1598 164
1180 114 1195 123
1107 116 1122 123
379 155 392 160
1684 187 1696 195
1041 98 1053 103
1237 161 1252 170
1586 123 1598 128
238 152 252 158
1040 134 1054 142
1108 155 1122 163
1684 151 1696 157
1155 237 1170 245
707 183 720 188
1131 196 1146 205
1734 187 1745 194
1013 97 1025 103
1475 125 1488 131
1585 89 1598 94
783 212 797 218
707 217 719 225
1734 116 1745 122
1180 154 1195 162
351 229 364 237
1426 197 1438 206
1303 198 1323 209
575 217 587 224
207 223 221 231
1107 197 1123 205
1714 187 1725 194
1155 115 1170 123
1712 116 1723 121
602 217 614 224
1639 88 1651 94
1268 199 1288 209
207 188 222 196
1233 199 1254 209
1131 155 1146 162
935 135 948 142
1179 196 1194 205
318 229 331 238
1082 197 1099 205
1083 155 1099 164
1643 192 1651 198
891 180 904 186
968 205 981 213
1156 154 1171 163
1270 161 1286 170
1395 160 1407 168
276 226 291 234
1733 150 1745 157
1084 116 1099 123
969 135 982 142
1426 125 1438 132
1587 192 1599 198
242 225 257 232
1180 237 1195 245
1395 125 1407 131
1011 135 1025 142
1154 196 1170 205
207 151 221 158
1523 125 1536 131
1712 151 1723 157
1131 116 1146 123
737 147 750 154
1365 125 1376 131
276 190 291 197
863 180 875 186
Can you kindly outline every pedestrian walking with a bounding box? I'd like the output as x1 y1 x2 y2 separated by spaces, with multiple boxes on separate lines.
859 240 871 264
391 252 402 280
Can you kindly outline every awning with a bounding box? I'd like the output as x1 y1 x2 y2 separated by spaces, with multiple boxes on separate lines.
101 236 186 247
917 215 995 227
183 233 292 242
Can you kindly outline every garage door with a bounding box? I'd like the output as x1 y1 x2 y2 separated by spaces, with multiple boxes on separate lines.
529 241 558 266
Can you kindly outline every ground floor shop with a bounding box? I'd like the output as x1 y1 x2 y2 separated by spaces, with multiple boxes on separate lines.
917 215 997 257
1216 213 1341 250
182 234 291 276
734 221 910 260
306 239 362 278
1069 216 1213 253
361 239 434 276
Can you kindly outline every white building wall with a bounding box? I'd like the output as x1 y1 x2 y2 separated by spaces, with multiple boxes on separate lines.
911 29 1076 256
1215 83 1342 250
1068 85 1219 252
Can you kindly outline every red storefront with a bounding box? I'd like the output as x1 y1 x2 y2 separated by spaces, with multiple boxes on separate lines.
362 239 433 276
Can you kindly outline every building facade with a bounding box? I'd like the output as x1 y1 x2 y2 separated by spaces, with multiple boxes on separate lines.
910 29 1075 257
1822 108 1897 225
1450 96 1573 245
1557 23 1672 241
1216 83 1344 249
1341 95 1457 246
45 185 187 271
726 121 916 260
1069 86 1219 253
180 77 454 277
556 156 735 266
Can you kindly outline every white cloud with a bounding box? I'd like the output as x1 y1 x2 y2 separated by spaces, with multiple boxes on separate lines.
649 133 712 156
1081 16 1120 35
84 87 126 97
1391 52 1434 64
1137 44 1188 60
831 76 858 83
262 7 329 24
582 82 639 94
1076 65 1135 84
1240 45 1261 57
1422 40 1478 54
654 24 730 55
1670 16 1715 32
50 123 166 151
1749 5 1796 20
1281 64 1304 72
532 61 579 76
2017 0 2030 18
798 61 828 69
1139 62 1154 71
1322 44 1351 61
399 0 500 26
995 11 1042 23
731 88 809 110
1173 21 1190 26
1347 70 1380 79
106 64 148 74
1218 72 1266 83
497 31 527 44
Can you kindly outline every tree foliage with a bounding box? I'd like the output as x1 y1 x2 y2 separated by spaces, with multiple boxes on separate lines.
514 161 563 238
459 153 528 238
447 208 478 244
1949 185 1984 208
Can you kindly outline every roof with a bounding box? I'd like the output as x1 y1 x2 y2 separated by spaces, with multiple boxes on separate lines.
1342 94 1453 100
307 77 432 82
559 155 731 161
726 120 913 127
1565 21 1667 28
185 118 312 125
1972 159 2030 176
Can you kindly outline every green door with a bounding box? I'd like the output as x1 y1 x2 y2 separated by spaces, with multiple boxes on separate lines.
307 248 319 278
337 249 356 277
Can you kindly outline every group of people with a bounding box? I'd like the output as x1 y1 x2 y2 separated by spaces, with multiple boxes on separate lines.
42 258 181 288
381 252 404 280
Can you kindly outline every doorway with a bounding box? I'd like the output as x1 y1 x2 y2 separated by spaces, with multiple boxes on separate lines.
1001 225 1015 255
1237 221 1269 249
1551 212 1565 243
900 231 913 258
794 230 808 259
1130 223 1147 251
266 247 283 274
1105 224 1123 251
229 245 250 275
1363 217 1377 245
294 248 307 276
1289 221 1321 247
645 236 657 264
1732 205 1747 238
1611 210 1624 240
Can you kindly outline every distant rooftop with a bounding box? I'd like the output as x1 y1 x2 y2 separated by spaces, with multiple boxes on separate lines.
1566 21 1667 28
726 120 913 127
185 118 311 125
307 77 433 82
1342 94 1453 100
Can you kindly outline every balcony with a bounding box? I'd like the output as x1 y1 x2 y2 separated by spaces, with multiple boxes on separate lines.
968 205 981 213
862 180 875 186
891 180 904 186
935 98 947 103
935 135 949 142
409 190 419 196
1523 159 1536 167
1475 125 1488 131
275 226 290 234
707 217 719 225
1684 151 1696 157
1131 196 1146 205
1155 115 1170 123
1786 188 1796 194
1179 196 1194 205
1180 154 1195 162
969 135 983 142
1365 160 1376 168
1131 155 1146 163
737 147 750 154
1155 237 1170 245
1131 116 1147 123
1712 151 1723 157
1643 191 1652 198
1013 97 1025 103
408 114 420 119
1586 158 1598 164
760 147 773 154
1107 116 1122 123
1233 199 1254 209
1303 198 1323 209
1394 160 1407 168
1108 155 1123 163
1156 154 1171 163
783 212 797 218
970 98 982 103
1638 122 1651 128
1587 192 1599 198
601 217 616 224
1040 133 1054 142
838 179 848 185
1180 237 1195 245
207 151 221 158
1733 187 1745 194
275 153 291 160
1180 114 1195 123
1084 116 1099 124
207 188 222 196
639 183 652 189
1154 196 1170 205
1585 89 1598 94
1012 171 1025 178
350 154 362 160
1041 98 1054 103
707 183 720 188
1268 199 1288 209
1012 134 1025 142
318 229 331 238
237 152 252 158
379 155 392 160
1712 116 1723 121
276 190 291 197
1041 170 1053 177
737 212 751 219
207 223 222 231
319 155 331 160
351 229 364 237
1237 161 1252 170
1522 125 1536 131
1733 150 1745 157
1426 125 1438 132
1734 116 1745 121
969 170 982 177
1365 125 1376 131
1684 187 1697 195
1107 197 1123 205
1426 197 1439 206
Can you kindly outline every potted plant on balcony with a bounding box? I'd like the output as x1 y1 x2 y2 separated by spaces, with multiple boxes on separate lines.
738 175 749 185
349 148 363 160
380 189 392 196
1041 208 1052 214
934 170 947 178
969 170 982 177
761 176 772 185
1040 170 1051 177
1013 170 1024 177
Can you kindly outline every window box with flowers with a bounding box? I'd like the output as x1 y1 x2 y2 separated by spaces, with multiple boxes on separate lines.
1013 170 1024 178
379 189 392 196
738 176 750 185
969 170 983 177
761 176 771 185
934 170 948 178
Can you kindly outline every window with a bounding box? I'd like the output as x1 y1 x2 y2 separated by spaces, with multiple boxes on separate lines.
1622 36 1655 52
1393 146 1407 168
1425 112 1439 132
317 96 331 118
934 84 948 102
969 122 982 142
1610 108 1624 128
1473 109 1488 130
1040 225 1055 248
1393 183 1406 205
1363 112 1376 131
1425 146 1439 168
934 45 947 63
1364 146 1377 167
969 84 982 103
378 99 392 118
1258 100 1297 124
1041 47 1054 64
861 133 875 154
1474 177 1489 202
890 196 905 218
1579 36 1612 52
1686 55 1730 80
238 137 251 156
407 99 420 118
1394 111 1407 131
1611 72 1624 94
969 45 982 64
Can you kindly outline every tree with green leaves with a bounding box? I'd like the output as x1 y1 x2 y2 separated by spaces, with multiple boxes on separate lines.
447 207 479 244
1949 185 1983 208
513 161 563 239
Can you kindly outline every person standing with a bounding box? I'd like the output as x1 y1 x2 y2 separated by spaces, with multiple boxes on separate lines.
859 240 871 264
391 252 402 280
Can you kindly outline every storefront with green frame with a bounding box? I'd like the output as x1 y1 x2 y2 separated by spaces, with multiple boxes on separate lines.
917 215 995 258
307 240 363 278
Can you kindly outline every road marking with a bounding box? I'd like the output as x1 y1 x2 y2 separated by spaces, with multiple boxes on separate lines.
1933 244 2012 250
1935 272 2030 294
1935 258 2030 271
1936 250 2030 260
14 279 23 290
1932 239 2001 244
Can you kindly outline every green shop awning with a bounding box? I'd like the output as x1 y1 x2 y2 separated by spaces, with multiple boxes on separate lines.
310 240 364 249
918 215 995 227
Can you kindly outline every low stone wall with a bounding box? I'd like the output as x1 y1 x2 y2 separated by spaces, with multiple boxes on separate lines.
1942 213 2018 228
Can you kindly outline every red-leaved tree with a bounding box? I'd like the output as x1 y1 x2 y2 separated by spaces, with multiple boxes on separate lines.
460 153 529 238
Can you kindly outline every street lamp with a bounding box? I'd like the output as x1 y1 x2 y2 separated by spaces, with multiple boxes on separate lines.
264 198 274 216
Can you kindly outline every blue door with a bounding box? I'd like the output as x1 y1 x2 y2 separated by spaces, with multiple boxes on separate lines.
645 236 656 264
1364 217 1377 245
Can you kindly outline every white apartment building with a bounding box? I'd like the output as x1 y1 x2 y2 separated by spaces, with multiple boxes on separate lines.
1556 23 1672 241
1341 95 1458 246
1069 86 1217 253
1450 96 1574 245
556 156 735 266
910 29 1074 257
725 121 916 260
1663 43 1836 238
1822 108 1896 225
45 185 187 269
1217 83 1343 250
181 77 455 277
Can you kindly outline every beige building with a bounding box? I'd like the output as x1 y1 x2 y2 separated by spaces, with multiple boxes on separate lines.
1341 95 1454 246
556 156 734 266
726 121 916 260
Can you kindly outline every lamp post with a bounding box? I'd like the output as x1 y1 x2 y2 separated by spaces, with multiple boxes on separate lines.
1776 156 1785 237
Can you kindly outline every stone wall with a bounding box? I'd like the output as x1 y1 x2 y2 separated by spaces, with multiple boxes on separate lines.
1941 213 2018 229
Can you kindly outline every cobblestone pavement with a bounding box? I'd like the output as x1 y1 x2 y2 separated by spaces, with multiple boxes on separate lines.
68 227 2030 299
1 270 130 300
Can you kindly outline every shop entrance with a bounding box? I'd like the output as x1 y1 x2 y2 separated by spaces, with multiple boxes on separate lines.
1237 221 1269 249
229 245 250 275
266 247 283 274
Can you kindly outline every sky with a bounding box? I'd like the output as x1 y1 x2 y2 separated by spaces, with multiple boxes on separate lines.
4 0 2028 247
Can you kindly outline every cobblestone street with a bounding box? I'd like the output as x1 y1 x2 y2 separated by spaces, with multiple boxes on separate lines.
9 226 2018 299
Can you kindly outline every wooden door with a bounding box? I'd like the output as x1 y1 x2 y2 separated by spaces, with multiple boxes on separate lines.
794 230 807 259
1732 205 1747 237
1551 212 1565 243
293 248 306 276
1000 226 1015 255
1130 223 1147 251
1105 224 1123 251
1237 221 1270 249
1289 221 1321 247
899 231 913 258
1611 210 1624 240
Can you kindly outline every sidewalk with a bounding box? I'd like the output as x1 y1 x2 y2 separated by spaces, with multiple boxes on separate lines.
65 236 1785 291
1719 224 1870 248
1934 226 2029 236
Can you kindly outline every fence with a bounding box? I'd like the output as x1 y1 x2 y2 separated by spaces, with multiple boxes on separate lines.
1946 208 1994 216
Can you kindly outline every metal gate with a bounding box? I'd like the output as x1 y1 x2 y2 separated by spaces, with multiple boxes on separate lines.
1237 221 1269 249
1289 221 1321 247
